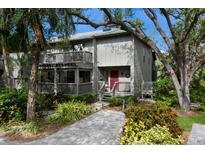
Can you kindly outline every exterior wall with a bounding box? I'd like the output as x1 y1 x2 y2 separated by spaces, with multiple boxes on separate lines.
134 37 153 82
71 34 153 98
96 35 134 67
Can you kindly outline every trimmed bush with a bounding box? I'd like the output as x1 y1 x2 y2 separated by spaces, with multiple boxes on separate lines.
47 100 92 124
105 95 135 107
0 87 28 124
120 119 183 145
124 103 182 137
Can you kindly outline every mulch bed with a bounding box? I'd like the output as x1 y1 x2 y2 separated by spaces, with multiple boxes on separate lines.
172 108 201 116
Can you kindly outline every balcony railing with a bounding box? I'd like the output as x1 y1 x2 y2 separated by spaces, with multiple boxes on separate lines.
38 82 92 95
40 51 92 64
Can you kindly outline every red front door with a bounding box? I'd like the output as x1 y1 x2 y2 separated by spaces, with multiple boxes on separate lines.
109 70 119 91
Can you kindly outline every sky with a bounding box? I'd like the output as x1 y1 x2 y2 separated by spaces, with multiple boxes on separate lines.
74 9 171 51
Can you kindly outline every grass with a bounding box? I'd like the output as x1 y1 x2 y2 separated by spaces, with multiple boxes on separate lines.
177 113 205 131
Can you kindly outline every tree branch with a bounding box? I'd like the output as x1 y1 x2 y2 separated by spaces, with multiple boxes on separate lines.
181 10 205 42
101 8 113 21
144 8 172 49
160 8 178 44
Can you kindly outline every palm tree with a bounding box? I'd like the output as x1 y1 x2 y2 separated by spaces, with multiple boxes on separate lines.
19 9 76 121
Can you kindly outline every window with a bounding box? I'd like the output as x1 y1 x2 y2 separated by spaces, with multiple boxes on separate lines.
143 48 146 63
41 69 54 83
79 71 90 83
58 70 75 83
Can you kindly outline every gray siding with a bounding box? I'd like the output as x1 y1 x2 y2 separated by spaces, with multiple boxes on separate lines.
134 38 153 82
96 35 133 67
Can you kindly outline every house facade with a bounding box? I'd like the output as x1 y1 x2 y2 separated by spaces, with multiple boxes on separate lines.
38 28 157 99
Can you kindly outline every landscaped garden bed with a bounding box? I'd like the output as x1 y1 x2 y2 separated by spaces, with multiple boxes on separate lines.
118 102 184 145
0 87 96 142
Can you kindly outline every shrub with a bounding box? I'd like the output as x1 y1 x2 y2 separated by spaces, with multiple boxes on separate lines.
0 87 28 124
9 121 40 135
105 95 135 107
125 103 182 137
120 119 183 145
153 77 179 107
192 105 205 112
67 93 96 104
36 93 55 111
47 100 92 124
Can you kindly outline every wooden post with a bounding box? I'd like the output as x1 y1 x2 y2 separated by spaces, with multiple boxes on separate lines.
38 69 42 93
54 67 58 94
92 37 98 95
75 68 79 95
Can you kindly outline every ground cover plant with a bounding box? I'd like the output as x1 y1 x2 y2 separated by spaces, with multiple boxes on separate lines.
120 119 182 145
105 95 135 107
47 100 92 124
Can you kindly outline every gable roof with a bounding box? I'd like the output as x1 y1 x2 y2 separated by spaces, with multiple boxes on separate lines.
48 28 128 43
69 28 127 41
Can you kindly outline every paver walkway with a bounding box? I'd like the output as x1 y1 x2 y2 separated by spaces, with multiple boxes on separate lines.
187 123 205 145
0 110 125 145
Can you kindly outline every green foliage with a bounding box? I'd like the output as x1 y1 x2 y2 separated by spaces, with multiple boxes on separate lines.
192 105 205 112
190 67 205 104
105 95 135 107
120 119 183 145
154 61 205 106
67 93 96 104
0 87 28 124
153 76 178 107
47 100 92 124
36 93 96 112
10 122 40 135
177 113 205 131
125 103 182 137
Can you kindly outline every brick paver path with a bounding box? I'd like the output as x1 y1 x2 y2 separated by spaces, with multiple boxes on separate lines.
0 110 125 145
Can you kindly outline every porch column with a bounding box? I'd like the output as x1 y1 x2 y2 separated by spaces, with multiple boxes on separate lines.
54 67 58 94
75 68 79 95
92 37 98 94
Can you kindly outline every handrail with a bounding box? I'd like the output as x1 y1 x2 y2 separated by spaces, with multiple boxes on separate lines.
40 51 92 64
98 81 106 101
42 51 92 55
111 81 131 96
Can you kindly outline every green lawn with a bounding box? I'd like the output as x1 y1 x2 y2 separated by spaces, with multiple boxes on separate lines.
177 113 205 131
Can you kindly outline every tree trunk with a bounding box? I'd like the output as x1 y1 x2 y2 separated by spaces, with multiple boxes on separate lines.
26 14 44 121
26 47 41 121
171 66 191 112
2 46 12 90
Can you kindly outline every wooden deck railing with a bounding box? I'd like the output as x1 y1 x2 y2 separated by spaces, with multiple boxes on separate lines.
40 51 92 64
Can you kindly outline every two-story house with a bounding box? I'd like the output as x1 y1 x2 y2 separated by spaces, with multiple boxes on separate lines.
38 28 157 99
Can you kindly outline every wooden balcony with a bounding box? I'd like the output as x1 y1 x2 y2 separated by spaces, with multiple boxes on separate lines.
40 51 92 64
